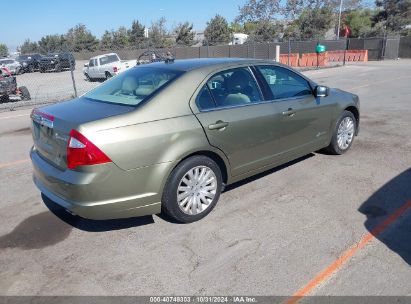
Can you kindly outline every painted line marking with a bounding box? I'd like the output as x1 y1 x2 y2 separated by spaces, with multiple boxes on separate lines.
0 159 30 169
349 75 411 90
0 113 29 120
285 199 411 304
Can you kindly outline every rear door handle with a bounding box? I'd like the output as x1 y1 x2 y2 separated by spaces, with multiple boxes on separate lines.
282 108 296 117
208 121 229 130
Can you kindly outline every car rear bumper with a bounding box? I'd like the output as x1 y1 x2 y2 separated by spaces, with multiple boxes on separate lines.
30 147 173 220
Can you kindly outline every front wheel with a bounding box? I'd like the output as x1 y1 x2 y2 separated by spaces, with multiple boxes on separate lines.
325 110 357 155
162 156 223 223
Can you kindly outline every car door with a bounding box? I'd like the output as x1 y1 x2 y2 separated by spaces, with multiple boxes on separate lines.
255 65 334 156
193 67 285 177
87 59 96 78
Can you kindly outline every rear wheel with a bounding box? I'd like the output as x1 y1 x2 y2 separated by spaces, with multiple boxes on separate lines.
0 94 9 103
19 86 31 101
162 156 223 223
105 71 112 79
28 65 34 73
325 110 356 155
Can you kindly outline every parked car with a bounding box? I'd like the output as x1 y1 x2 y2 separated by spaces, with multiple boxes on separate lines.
30 58 360 223
17 53 43 73
0 67 30 102
83 53 137 81
38 52 75 72
0 58 22 75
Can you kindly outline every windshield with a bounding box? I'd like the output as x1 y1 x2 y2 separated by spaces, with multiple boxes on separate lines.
84 67 183 106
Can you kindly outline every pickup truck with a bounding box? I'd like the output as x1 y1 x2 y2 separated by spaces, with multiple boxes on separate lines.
38 52 75 73
83 53 137 81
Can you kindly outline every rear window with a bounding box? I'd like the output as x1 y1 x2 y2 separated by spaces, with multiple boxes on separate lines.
100 54 119 65
84 67 183 106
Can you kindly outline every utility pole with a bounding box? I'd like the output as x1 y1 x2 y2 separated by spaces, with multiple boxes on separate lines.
337 0 343 40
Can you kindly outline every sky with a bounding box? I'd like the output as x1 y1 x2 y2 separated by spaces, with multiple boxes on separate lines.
2 0 247 51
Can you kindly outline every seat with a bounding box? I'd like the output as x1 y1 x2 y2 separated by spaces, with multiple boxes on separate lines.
121 77 138 95
224 70 252 106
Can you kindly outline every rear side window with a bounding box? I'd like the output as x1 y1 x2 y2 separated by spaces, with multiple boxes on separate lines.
196 86 216 110
84 67 183 106
256 66 312 100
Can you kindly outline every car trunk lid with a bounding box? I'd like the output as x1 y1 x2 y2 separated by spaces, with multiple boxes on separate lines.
31 97 134 170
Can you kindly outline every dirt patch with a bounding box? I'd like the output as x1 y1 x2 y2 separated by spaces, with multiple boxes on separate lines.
0 211 72 250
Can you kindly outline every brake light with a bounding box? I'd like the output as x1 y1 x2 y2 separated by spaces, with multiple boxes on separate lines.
67 129 111 169
113 66 118 73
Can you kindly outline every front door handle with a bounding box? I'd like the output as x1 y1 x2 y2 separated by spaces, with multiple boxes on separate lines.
282 108 296 117
208 120 229 130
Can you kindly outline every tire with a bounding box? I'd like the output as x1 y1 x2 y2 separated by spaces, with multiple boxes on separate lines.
325 110 357 155
28 65 34 73
40 68 45 73
162 155 223 223
105 71 112 79
55 64 62 72
85 73 92 82
19 86 31 101
0 94 9 103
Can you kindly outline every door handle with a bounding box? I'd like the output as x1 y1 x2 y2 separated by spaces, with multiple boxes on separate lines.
208 121 229 130
282 108 296 117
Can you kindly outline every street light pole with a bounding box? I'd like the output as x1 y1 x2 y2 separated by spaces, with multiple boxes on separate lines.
337 0 343 40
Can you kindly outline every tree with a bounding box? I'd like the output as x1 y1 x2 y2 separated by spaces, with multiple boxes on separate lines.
236 0 281 22
65 24 99 52
247 20 284 42
129 20 146 48
204 15 231 45
175 22 196 46
38 34 66 53
284 0 364 17
149 17 168 48
374 0 411 34
19 39 39 54
112 26 130 49
0 43 8 57
99 30 114 50
285 7 334 39
344 9 374 37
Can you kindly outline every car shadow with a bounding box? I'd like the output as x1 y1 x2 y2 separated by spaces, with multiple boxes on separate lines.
224 153 315 192
42 194 155 232
358 168 411 265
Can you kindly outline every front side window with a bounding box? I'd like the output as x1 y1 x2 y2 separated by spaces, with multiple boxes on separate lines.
206 67 262 108
256 66 312 100
84 67 183 106
88 59 94 67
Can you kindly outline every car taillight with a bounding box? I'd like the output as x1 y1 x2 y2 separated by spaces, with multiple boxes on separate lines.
67 129 111 169
113 66 118 73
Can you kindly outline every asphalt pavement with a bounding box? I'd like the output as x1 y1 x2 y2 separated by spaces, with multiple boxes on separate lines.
0 60 410 298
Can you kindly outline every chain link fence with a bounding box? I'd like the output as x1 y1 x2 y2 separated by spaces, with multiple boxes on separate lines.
1 36 408 111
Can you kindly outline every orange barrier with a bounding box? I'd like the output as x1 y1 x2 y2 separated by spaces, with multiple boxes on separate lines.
279 49 368 67
279 53 299 66
299 53 327 67
327 50 368 62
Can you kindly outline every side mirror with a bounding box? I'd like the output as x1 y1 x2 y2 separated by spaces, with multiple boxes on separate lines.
315 85 329 97
84 63 89 67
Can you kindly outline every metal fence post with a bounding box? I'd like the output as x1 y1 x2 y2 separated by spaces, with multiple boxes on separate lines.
288 39 291 65
343 38 350 66
69 52 78 98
